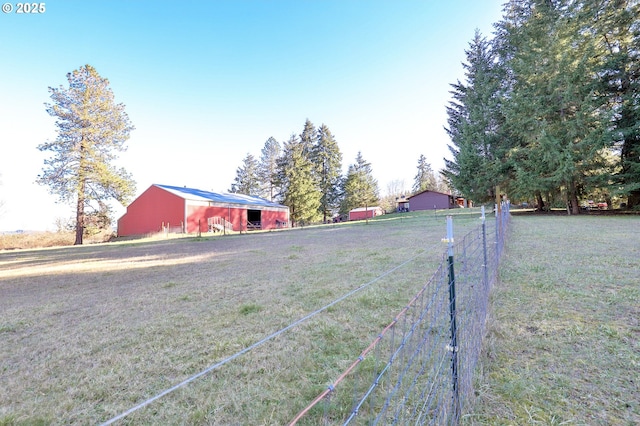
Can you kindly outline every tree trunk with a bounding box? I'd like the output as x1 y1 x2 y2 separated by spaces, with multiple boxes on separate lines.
535 191 544 211
75 133 89 245
75 191 84 245
571 197 580 215
75 152 87 245
628 190 640 210
568 181 580 215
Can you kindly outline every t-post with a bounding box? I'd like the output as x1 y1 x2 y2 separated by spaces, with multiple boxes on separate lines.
481 206 489 289
446 215 460 421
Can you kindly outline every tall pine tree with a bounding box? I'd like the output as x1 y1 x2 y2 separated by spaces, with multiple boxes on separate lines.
412 154 438 193
229 153 261 195
277 135 321 226
340 152 379 214
588 0 640 208
443 0 639 210
313 124 343 222
258 137 281 201
299 118 316 160
443 30 509 204
500 0 609 214
37 65 135 245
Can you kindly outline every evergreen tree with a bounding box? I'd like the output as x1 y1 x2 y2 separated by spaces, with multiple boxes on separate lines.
277 135 321 226
588 0 640 208
37 65 135 245
229 153 261 195
443 30 509 204
500 0 609 214
299 118 316 160
442 0 639 210
258 137 281 201
313 124 343 222
340 152 379 214
412 154 438 193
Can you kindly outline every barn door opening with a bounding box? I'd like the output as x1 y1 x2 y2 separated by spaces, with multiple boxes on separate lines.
247 209 261 230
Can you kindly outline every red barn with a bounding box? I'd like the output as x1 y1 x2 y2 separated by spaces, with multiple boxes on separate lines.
407 190 456 211
348 206 384 221
117 184 290 236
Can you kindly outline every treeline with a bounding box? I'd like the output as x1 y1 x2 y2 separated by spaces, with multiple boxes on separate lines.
444 0 640 212
230 119 452 224
229 119 380 225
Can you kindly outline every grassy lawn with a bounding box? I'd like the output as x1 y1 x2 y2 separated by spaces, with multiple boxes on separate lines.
468 215 640 425
2 211 637 424
0 209 482 425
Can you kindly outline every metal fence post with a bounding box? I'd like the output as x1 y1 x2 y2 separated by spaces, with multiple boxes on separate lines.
446 216 460 422
494 203 500 267
481 206 489 289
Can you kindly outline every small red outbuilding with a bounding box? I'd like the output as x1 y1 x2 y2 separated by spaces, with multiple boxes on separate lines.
117 184 290 236
348 206 384 221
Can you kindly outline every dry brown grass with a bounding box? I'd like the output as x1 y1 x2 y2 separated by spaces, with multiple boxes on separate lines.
0 231 114 251
0 210 482 425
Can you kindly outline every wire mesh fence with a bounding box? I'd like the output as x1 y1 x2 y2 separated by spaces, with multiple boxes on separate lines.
290 204 510 425
97 206 510 425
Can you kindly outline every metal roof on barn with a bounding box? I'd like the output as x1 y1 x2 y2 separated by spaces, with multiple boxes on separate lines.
155 184 286 208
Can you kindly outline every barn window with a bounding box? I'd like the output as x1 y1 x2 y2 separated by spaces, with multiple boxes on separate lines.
247 209 261 230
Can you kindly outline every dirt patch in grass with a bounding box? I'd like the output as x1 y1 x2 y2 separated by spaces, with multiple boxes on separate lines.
0 210 483 425
468 215 640 425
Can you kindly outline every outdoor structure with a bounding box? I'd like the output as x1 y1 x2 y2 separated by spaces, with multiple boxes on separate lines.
455 196 473 208
348 206 384 221
396 195 410 212
117 184 290 236
407 189 456 211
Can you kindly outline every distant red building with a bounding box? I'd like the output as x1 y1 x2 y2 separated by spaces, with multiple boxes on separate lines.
117 184 290 236
348 206 384 221
407 190 456 211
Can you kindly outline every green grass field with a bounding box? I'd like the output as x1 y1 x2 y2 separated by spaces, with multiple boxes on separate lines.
1 211 638 425
467 214 640 425
0 210 482 425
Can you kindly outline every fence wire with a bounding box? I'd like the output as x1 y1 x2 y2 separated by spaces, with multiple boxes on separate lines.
291 204 510 425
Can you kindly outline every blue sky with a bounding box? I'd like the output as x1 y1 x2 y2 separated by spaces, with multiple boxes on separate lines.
0 0 505 231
